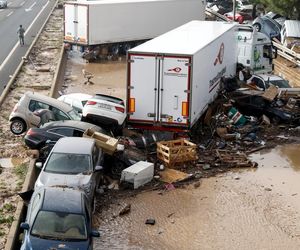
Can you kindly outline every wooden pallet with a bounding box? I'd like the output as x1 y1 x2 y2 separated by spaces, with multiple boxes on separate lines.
157 139 198 167
83 128 118 155
216 149 252 168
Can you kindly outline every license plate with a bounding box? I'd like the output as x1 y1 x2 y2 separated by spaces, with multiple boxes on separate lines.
98 103 112 110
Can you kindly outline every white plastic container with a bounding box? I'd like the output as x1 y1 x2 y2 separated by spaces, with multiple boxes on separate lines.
121 161 154 189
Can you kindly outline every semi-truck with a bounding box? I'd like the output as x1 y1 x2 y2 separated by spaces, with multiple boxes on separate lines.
64 0 206 60
126 21 275 130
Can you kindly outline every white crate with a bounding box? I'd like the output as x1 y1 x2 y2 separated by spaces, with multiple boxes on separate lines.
120 161 154 189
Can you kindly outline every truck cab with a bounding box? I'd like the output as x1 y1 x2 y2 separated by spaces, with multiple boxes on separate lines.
237 25 275 74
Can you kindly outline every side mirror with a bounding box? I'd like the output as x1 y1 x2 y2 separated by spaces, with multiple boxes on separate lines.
20 222 29 230
95 166 103 172
91 230 100 237
35 162 43 169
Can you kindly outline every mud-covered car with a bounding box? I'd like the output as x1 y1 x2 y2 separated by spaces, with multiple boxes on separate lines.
231 92 300 124
20 187 100 250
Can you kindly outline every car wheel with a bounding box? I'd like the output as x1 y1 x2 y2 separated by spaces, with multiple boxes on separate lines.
253 23 261 32
10 118 26 135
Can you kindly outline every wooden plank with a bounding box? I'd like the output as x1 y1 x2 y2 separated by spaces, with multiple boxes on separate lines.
160 168 190 183
262 85 278 101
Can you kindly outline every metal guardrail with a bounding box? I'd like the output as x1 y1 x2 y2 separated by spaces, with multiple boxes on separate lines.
272 40 300 66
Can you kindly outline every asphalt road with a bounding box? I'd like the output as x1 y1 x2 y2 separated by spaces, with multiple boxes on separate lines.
0 0 57 93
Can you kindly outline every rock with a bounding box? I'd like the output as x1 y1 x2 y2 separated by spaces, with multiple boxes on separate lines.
264 188 272 191
145 218 156 225
158 228 164 234
119 204 131 216
234 176 240 180
194 181 201 188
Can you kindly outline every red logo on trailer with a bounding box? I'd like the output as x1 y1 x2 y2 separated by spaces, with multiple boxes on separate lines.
214 43 225 66
168 67 182 73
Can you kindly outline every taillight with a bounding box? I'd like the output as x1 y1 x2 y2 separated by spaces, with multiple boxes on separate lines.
115 106 125 113
182 101 189 117
26 128 34 135
86 101 97 106
129 98 135 113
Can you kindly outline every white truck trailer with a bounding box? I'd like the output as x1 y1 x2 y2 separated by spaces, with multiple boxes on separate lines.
64 0 206 59
127 21 238 130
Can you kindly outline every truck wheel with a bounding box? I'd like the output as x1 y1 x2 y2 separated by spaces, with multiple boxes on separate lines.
10 118 26 135
253 23 261 32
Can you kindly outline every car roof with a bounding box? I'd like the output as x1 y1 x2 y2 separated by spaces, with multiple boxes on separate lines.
52 137 95 154
41 187 84 214
58 93 92 101
24 91 75 113
254 74 284 81
40 120 102 131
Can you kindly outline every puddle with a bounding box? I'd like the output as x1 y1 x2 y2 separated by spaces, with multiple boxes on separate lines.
94 144 300 250
0 158 23 169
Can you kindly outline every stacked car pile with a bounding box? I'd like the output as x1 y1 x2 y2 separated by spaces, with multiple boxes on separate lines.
9 91 127 249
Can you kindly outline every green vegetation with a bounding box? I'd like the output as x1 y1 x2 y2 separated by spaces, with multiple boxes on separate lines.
3 203 15 212
253 0 300 19
13 163 28 181
0 215 14 225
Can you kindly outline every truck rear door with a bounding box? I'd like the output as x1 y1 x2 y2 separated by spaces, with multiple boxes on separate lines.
159 56 190 126
127 54 191 127
64 4 88 45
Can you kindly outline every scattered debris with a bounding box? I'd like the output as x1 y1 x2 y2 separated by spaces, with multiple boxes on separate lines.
157 139 198 167
145 218 156 225
120 161 154 189
119 203 131 216
264 187 272 191
159 168 191 184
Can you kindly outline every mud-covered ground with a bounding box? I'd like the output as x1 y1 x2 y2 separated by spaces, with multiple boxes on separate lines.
0 4 63 248
1 6 300 249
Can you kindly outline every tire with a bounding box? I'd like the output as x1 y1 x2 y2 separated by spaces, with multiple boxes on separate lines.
253 23 261 32
10 118 26 135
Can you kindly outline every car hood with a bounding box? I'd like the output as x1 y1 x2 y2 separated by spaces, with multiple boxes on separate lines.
23 235 89 250
37 172 92 190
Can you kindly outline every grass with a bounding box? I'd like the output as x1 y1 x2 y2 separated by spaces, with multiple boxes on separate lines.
13 163 28 181
3 203 15 212
0 215 14 225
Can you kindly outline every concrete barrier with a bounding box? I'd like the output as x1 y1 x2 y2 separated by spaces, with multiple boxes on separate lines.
4 159 39 250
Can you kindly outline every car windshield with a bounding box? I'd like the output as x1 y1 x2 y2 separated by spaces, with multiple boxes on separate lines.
68 110 81 120
268 80 291 88
31 211 87 240
45 153 91 174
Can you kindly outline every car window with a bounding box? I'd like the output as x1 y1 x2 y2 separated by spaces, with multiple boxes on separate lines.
252 77 265 89
50 107 70 120
67 110 81 120
48 128 74 136
45 153 91 174
31 211 87 240
73 129 84 137
29 100 50 112
29 192 42 225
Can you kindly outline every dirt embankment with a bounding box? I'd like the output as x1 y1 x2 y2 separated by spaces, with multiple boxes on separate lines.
0 5 63 248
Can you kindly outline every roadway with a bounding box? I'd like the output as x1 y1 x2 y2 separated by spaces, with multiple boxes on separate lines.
0 0 57 93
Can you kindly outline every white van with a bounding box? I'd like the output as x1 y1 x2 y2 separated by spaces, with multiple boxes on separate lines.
280 20 300 50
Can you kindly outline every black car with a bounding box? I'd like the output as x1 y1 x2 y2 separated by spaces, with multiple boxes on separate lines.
24 120 106 150
20 187 100 250
232 93 300 124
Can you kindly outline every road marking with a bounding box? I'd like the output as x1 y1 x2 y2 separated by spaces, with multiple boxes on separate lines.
7 2 12 6
20 1 25 6
0 0 50 72
25 1 36 12
7 11 13 17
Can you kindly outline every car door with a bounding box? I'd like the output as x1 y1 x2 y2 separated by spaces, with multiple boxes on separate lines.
50 106 71 121
47 127 74 141
28 100 50 127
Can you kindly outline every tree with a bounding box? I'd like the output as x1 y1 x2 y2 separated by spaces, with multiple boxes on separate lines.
254 0 300 19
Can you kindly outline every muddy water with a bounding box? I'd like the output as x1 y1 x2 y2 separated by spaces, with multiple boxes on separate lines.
94 145 300 250
64 50 127 100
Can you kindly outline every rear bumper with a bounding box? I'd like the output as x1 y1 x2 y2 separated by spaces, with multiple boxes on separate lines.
83 114 121 128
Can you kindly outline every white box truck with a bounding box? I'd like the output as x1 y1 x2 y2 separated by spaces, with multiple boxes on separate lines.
127 21 238 130
64 0 206 59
